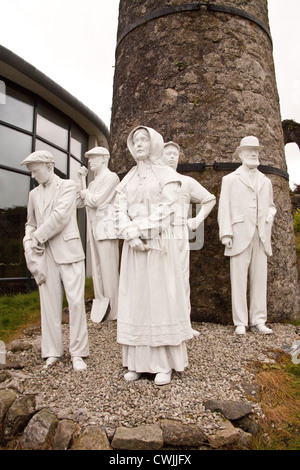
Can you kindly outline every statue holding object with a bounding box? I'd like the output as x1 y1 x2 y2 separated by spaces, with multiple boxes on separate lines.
77 147 120 322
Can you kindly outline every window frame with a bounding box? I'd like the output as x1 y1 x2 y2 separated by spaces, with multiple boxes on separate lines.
0 77 88 288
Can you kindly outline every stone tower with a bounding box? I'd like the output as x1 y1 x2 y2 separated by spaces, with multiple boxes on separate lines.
110 0 299 323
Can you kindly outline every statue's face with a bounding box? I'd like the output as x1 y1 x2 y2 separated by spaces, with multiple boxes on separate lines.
239 148 260 169
162 145 179 170
89 155 105 173
132 129 151 161
27 162 52 184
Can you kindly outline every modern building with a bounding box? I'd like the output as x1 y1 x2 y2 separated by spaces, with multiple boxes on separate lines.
0 45 109 293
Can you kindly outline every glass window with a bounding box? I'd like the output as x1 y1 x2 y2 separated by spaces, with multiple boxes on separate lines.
69 157 82 182
0 83 34 132
0 124 33 169
0 84 92 286
37 101 69 150
71 124 88 160
35 139 68 177
0 170 30 279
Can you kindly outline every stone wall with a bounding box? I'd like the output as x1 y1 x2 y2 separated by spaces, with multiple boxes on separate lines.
109 0 300 322
0 389 255 450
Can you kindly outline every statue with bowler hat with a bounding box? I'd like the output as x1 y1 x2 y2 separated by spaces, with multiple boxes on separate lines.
218 136 276 335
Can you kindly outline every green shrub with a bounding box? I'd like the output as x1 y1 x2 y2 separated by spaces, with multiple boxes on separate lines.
294 209 300 235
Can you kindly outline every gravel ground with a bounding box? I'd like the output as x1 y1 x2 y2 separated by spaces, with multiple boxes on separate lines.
3 318 299 439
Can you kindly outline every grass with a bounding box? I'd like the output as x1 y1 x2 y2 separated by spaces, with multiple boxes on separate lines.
84 277 94 299
294 208 300 276
0 290 41 344
250 209 300 450
0 278 95 344
251 352 300 450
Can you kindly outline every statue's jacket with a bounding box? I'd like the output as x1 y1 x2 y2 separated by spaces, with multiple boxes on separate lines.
218 166 276 257
76 168 120 241
24 174 85 264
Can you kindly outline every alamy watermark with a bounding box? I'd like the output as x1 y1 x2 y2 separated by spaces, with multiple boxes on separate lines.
0 80 6 104
187 203 204 251
95 203 205 251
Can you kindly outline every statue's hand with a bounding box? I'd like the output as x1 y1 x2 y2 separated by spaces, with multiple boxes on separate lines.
266 214 273 223
31 234 45 255
187 217 197 231
129 238 150 252
78 166 88 177
222 236 233 249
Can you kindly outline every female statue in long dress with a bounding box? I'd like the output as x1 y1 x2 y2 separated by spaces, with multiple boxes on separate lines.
114 126 194 386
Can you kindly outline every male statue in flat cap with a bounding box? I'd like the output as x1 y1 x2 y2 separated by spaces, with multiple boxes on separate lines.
77 147 120 321
21 150 89 370
218 136 276 335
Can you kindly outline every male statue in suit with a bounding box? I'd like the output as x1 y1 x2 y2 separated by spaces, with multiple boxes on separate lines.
77 147 120 321
21 150 89 370
218 136 276 335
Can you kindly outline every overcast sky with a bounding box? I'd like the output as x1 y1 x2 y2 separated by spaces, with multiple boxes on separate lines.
0 0 299 186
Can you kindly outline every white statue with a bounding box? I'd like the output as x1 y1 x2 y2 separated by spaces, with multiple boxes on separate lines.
217 136 276 335
77 147 120 322
114 126 194 385
162 141 216 329
21 150 89 370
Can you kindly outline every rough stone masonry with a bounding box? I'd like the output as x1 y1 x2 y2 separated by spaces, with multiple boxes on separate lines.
109 0 299 324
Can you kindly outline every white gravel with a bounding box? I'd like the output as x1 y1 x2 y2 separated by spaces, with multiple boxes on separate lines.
3 318 299 439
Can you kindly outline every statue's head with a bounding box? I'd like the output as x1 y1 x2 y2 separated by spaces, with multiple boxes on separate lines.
21 150 55 185
235 136 262 169
162 141 180 170
131 127 151 162
84 147 110 172
127 126 164 163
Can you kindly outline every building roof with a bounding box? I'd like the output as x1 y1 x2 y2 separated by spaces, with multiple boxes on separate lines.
0 44 109 145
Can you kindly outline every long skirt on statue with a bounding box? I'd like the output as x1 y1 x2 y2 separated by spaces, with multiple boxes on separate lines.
117 231 193 374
